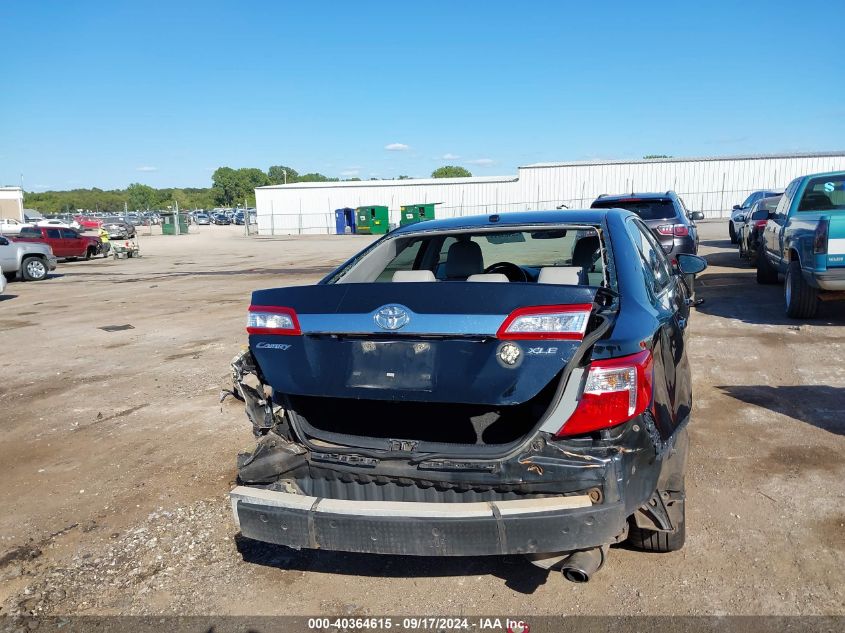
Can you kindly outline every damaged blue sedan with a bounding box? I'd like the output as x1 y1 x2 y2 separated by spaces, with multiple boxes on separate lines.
228 208 706 582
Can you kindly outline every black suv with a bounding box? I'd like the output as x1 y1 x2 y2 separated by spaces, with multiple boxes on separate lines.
591 191 703 261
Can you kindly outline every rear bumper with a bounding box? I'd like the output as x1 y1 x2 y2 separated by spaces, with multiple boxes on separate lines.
230 485 626 556
815 268 845 291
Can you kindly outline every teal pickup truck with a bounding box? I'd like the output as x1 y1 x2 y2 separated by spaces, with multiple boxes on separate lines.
757 170 845 318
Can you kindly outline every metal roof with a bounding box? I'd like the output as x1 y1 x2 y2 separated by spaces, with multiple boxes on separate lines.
258 175 518 190
521 150 845 169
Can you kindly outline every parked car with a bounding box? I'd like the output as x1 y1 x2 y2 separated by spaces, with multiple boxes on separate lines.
212 213 231 225
36 218 71 228
15 226 102 260
738 195 782 265
72 215 103 231
232 212 245 225
195 213 211 225
0 218 32 235
228 208 707 582
728 190 780 244
101 218 136 239
590 191 703 261
757 171 845 318
0 234 57 281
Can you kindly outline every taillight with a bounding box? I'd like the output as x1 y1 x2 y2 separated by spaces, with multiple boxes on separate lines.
497 304 592 340
555 350 653 437
657 224 689 237
754 220 768 229
814 219 829 254
247 305 301 335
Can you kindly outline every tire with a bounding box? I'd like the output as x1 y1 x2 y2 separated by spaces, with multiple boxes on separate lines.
756 250 778 284
738 237 745 259
628 499 686 553
785 260 818 319
21 257 48 281
4 271 16 283
728 222 737 244
85 247 95 261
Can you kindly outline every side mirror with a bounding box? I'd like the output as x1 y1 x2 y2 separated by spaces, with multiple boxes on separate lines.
676 253 707 276
732 205 741 211
690 211 705 221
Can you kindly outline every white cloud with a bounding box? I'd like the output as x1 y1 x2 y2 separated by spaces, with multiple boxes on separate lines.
441 153 460 160
136 166 158 172
340 169 360 177
466 158 495 166
384 143 410 151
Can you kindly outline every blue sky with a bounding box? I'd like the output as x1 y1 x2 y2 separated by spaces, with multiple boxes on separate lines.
2 0 843 190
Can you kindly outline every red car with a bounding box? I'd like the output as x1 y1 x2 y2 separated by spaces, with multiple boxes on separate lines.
14 226 102 259
73 215 103 230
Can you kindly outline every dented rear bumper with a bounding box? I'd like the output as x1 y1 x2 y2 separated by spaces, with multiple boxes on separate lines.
230 485 626 556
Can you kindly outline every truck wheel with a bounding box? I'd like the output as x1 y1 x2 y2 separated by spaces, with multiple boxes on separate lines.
628 499 686 553
21 257 48 281
785 260 818 319
729 223 737 244
756 251 778 284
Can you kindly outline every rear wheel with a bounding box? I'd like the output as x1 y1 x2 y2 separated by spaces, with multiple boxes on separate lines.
785 260 818 318
756 250 778 284
628 498 686 553
21 257 48 281
729 222 737 244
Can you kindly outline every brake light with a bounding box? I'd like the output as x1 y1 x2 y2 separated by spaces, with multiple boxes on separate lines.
656 224 689 237
247 305 301 335
497 304 592 340
814 219 829 254
754 220 768 229
556 350 653 437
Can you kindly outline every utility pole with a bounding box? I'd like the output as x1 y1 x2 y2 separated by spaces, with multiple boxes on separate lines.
174 200 180 236
283 169 287 185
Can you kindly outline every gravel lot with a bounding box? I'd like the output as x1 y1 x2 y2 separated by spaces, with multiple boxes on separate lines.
0 221 843 617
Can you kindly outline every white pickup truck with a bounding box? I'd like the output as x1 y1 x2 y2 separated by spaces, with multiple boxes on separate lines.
0 218 32 236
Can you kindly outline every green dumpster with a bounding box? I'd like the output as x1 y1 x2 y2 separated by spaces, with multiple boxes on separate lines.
356 205 389 234
400 203 436 226
161 212 189 235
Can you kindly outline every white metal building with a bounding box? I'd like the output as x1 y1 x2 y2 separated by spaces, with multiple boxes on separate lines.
0 187 24 221
254 151 845 235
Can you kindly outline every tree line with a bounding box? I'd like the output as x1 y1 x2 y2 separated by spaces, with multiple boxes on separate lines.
22 164 475 213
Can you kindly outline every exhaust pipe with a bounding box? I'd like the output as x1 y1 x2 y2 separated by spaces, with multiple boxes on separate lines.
560 546 607 583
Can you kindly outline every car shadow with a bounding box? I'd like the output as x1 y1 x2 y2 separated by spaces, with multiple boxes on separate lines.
0 294 19 302
693 241 845 326
717 385 845 436
234 534 551 594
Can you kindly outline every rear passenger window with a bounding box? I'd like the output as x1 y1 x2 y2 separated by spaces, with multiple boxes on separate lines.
626 219 672 296
47 229 61 239
375 238 424 282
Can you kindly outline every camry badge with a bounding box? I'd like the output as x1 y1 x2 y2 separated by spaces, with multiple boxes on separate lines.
374 304 410 330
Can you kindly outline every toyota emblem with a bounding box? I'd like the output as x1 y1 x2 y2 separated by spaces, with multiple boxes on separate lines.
374 304 410 330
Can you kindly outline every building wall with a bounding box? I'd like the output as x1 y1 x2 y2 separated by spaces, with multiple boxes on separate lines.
254 152 845 235
0 188 24 221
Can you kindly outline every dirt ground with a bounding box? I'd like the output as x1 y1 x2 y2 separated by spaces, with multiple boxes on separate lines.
0 221 843 617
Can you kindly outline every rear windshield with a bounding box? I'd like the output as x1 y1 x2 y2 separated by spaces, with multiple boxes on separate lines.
591 198 676 220
798 177 845 211
751 196 782 219
330 226 610 288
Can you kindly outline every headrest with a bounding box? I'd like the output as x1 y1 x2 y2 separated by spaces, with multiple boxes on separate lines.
444 240 483 278
392 270 436 282
537 267 581 285
572 235 600 268
466 273 509 283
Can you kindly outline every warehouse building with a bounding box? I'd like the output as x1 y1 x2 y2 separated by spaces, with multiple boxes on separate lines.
0 187 24 221
254 151 845 235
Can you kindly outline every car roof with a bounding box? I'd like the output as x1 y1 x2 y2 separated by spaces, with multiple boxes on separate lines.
593 192 677 202
390 209 621 235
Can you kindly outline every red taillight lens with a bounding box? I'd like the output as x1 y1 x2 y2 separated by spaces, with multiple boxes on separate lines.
497 304 592 340
247 305 301 335
555 350 653 437
814 219 829 254
754 220 768 229
656 224 689 237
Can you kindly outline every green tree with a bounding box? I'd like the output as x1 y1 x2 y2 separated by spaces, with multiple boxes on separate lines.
212 167 269 206
298 173 338 182
431 165 472 178
126 183 157 211
268 165 299 185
